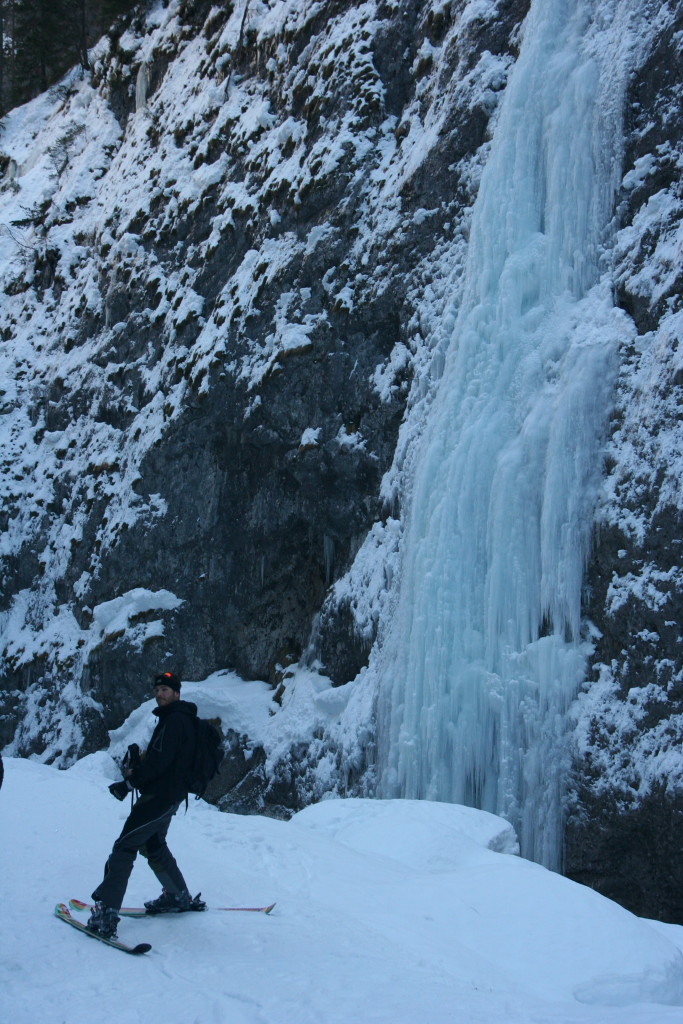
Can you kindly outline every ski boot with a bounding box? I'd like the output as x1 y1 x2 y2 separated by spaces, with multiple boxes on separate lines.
144 889 207 914
86 901 120 939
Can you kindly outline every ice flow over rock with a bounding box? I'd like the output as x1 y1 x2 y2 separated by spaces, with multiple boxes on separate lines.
377 0 638 869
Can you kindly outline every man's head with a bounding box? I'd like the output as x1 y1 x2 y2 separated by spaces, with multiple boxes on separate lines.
153 671 182 707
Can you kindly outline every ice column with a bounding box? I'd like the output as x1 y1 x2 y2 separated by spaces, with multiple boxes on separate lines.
136 63 150 112
377 0 634 869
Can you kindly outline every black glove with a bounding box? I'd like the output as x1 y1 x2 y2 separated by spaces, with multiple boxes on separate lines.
109 780 131 801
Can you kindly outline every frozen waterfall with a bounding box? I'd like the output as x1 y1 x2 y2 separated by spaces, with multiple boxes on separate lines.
376 0 636 870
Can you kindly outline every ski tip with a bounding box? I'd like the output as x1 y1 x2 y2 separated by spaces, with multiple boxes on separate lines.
132 943 152 954
215 902 277 913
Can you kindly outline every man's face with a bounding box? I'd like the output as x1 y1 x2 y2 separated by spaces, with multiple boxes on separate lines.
154 684 180 707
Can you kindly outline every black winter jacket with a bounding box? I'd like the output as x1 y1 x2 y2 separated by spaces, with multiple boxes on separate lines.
130 700 197 805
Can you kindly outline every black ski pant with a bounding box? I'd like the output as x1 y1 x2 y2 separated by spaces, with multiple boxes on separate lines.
92 793 189 911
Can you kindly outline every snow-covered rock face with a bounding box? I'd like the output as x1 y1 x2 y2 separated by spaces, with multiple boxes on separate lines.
565 3 683 922
0 0 527 756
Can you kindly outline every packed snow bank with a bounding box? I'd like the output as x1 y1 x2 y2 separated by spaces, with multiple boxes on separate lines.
1 756 682 1024
291 796 521 861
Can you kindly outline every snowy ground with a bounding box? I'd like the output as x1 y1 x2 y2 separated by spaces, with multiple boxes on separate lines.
2 756 683 1024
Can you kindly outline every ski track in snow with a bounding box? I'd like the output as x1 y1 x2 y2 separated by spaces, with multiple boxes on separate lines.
1 757 683 1024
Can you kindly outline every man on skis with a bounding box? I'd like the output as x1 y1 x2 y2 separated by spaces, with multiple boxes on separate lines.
88 671 204 939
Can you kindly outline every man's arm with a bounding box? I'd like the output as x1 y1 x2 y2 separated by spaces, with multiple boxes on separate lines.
130 715 190 789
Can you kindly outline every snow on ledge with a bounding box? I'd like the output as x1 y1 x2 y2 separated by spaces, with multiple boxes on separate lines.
289 795 520 868
91 587 184 641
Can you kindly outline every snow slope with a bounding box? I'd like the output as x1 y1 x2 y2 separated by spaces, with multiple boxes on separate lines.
1 755 682 1024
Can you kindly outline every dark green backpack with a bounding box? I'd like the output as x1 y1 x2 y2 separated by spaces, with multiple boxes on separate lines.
186 718 224 799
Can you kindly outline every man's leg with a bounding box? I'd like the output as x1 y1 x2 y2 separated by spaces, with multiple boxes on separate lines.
140 813 189 896
92 796 178 911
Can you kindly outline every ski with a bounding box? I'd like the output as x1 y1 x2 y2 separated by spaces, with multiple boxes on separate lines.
215 903 276 914
55 903 152 955
69 897 170 918
70 897 276 917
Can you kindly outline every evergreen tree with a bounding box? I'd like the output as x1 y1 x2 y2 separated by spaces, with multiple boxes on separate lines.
2 0 141 113
0 1 5 117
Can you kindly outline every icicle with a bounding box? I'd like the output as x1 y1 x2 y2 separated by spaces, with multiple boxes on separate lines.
136 63 150 112
376 0 636 870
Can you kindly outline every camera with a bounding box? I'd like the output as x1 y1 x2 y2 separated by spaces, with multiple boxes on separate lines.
121 742 141 773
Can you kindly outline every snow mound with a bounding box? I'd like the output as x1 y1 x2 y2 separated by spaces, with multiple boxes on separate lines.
290 796 521 866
